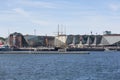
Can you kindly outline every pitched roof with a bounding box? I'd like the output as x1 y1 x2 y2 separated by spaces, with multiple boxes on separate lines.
100 36 120 45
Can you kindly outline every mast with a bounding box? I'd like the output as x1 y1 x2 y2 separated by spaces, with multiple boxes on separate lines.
8 29 10 46
58 24 59 36
34 29 36 36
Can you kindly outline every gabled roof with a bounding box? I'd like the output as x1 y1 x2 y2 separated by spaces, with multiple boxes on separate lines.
100 36 120 45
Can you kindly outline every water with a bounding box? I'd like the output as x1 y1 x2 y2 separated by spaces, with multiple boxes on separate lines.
0 52 120 80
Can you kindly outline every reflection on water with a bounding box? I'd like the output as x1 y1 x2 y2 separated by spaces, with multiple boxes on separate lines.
0 52 120 80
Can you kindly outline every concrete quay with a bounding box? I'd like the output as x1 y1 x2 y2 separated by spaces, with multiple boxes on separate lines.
0 51 90 54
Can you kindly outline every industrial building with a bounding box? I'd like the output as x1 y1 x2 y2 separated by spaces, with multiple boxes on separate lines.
54 35 66 48
24 35 55 47
8 32 55 48
7 32 120 49
8 32 28 48
65 34 120 48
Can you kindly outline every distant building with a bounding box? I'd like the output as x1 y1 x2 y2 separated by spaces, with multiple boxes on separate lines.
54 35 67 48
8 32 28 48
103 31 111 35
0 37 5 44
100 34 120 46
66 34 120 48
7 32 120 48
24 35 55 47
0 37 5 47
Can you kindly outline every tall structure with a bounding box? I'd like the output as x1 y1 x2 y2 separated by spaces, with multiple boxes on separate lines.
9 32 28 48
58 24 60 36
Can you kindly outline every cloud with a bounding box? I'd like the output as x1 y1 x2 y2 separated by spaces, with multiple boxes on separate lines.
20 1 57 9
109 4 120 11
12 8 55 26
13 8 30 17
31 20 51 26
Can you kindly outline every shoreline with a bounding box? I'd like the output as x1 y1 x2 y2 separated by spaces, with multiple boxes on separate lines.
0 51 90 54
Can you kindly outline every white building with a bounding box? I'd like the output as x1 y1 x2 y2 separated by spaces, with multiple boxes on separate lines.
99 35 120 46
54 35 67 48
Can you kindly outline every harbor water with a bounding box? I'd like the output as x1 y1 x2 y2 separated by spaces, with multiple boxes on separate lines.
0 51 120 80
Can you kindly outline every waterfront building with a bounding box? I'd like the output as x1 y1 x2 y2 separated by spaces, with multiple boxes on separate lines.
8 32 28 48
91 35 102 47
66 34 120 48
54 35 67 48
6 32 120 49
0 37 5 45
0 37 5 47
24 35 55 47
99 34 120 47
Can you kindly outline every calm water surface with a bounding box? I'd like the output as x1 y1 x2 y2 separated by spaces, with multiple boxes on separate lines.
0 52 120 80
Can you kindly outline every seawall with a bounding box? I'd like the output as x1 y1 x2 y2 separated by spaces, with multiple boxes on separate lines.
0 51 90 54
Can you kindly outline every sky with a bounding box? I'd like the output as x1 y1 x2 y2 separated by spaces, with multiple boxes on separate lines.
0 0 120 37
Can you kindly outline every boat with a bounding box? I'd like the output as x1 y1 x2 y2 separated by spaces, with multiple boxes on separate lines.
104 48 117 52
